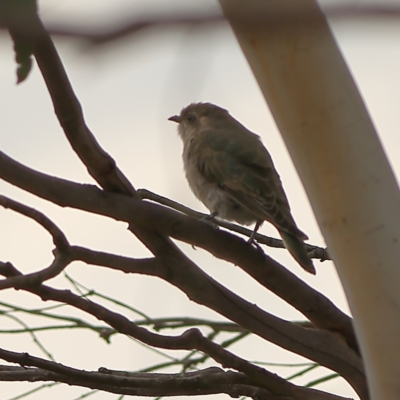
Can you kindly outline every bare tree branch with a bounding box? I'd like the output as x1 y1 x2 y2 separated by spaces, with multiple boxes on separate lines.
0 362 274 398
0 253 70 291
0 363 352 399
0 151 358 352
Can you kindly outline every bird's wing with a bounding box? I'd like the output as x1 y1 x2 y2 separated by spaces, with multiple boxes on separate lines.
194 129 307 239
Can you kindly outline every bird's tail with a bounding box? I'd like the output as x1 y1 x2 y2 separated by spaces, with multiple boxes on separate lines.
279 230 316 274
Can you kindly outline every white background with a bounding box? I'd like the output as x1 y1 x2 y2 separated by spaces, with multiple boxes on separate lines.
1 1 400 399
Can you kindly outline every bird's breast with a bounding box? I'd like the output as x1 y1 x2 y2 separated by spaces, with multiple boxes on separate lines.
183 154 219 209
182 150 257 226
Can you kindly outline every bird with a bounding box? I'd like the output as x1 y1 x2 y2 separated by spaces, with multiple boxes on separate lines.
169 102 315 274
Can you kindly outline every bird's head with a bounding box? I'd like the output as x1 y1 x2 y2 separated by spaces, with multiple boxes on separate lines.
169 102 230 142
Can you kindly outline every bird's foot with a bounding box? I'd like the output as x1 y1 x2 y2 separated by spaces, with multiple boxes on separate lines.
201 212 219 229
247 237 265 256
247 236 262 250
247 230 256 244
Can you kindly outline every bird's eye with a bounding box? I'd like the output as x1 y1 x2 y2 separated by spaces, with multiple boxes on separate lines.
186 113 196 123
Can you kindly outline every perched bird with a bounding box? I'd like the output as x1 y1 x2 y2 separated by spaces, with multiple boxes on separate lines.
169 102 315 274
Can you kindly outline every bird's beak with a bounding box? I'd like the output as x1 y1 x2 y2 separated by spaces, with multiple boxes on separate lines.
168 115 181 123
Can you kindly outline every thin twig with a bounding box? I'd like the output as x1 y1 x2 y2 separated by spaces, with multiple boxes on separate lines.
138 188 330 260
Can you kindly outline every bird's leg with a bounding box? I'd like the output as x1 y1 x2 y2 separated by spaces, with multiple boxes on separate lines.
248 220 263 244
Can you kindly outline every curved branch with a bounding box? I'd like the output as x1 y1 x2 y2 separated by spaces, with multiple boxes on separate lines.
0 254 70 291
0 194 69 250
0 195 72 289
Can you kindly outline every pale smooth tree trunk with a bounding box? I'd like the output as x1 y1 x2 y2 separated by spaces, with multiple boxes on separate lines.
218 1 400 399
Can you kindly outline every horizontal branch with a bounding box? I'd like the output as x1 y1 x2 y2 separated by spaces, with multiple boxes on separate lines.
0 363 279 398
0 356 349 400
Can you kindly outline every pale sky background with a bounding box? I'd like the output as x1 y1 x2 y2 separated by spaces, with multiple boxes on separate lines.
1 1 400 399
